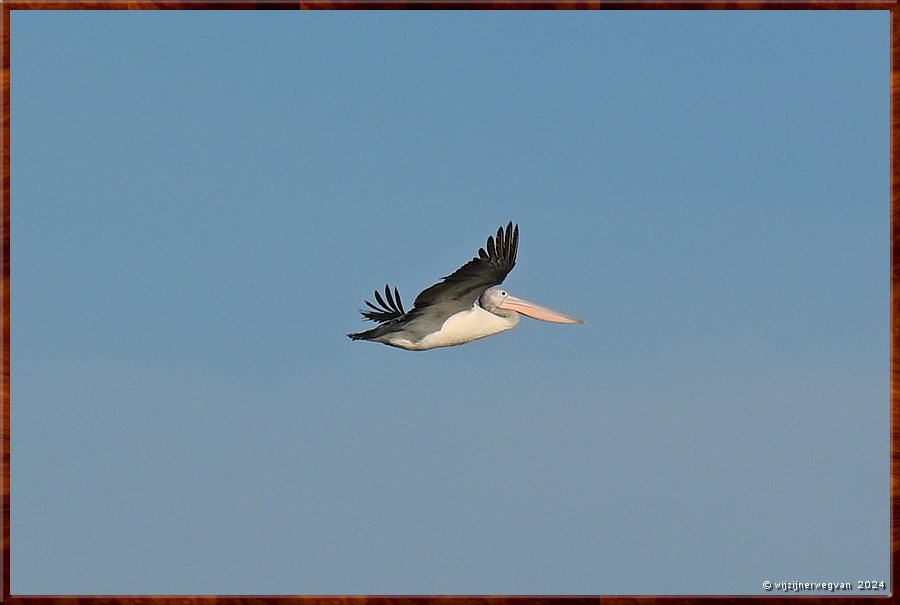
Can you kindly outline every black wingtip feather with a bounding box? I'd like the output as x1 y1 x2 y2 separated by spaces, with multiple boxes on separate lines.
385 284 399 310
359 283 406 323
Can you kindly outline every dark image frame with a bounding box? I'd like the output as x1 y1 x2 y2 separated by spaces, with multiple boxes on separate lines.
1 2 895 603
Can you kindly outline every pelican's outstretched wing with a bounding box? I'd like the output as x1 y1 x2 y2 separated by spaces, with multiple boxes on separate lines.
412 222 519 310
359 284 406 323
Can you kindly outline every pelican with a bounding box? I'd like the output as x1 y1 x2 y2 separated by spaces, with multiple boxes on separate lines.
348 222 583 351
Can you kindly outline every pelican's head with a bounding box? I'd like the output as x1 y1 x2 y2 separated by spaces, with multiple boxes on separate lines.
479 286 584 324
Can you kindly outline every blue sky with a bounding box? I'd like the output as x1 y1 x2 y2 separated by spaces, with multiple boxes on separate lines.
11 10 889 595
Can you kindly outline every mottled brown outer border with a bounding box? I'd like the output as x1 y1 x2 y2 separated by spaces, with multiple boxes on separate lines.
0 2 895 603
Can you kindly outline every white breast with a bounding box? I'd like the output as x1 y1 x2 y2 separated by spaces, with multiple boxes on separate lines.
414 304 519 350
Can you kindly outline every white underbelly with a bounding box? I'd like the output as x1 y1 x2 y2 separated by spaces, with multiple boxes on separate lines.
414 305 517 350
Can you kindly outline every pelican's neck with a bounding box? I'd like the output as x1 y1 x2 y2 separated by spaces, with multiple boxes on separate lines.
489 307 520 325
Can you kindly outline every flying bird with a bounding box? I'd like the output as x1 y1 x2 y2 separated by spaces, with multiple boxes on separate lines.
348 222 583 350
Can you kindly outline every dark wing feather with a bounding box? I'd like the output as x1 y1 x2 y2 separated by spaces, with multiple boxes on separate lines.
412 222 519 309
360 284 407 323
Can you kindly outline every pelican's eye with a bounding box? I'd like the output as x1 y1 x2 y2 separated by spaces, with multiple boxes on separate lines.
500 291 507 296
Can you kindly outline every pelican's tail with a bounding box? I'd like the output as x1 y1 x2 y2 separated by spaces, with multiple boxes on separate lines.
348 323 395 342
